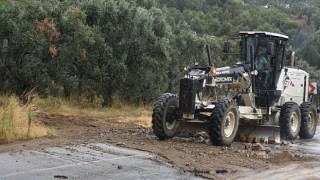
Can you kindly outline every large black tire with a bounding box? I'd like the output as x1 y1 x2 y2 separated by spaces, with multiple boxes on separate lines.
299 102 317 139
280 102 301 140
152 93 180 140
309 93 318 107
209 99 239 146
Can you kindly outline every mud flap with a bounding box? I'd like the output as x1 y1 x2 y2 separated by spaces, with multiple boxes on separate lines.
237 125 280 144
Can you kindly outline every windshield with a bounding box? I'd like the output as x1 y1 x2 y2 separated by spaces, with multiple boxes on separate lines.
241 36 274 63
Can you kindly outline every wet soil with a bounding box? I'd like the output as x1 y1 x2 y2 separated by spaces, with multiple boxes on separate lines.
1 112 320 179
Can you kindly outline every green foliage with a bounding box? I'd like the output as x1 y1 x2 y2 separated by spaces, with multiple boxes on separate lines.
300 33 320 68
0 0 319 106
295 58 320 91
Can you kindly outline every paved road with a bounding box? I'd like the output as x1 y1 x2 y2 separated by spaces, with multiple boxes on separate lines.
2 127 320 180
0 143 200 180
236 162 320 180
233 126 320 180
289 126 320 154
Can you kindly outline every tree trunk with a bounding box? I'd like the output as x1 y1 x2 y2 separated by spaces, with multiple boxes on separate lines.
102 93 112 107
307 15 312 25
63 83 71 99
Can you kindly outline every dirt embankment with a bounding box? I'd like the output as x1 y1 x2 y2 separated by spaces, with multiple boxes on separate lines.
2 112 320 179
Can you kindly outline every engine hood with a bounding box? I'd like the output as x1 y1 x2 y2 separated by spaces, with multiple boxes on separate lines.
216 63 247 75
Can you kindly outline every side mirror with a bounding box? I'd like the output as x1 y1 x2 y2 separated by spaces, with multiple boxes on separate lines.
223 41 229 53
266 42 274 55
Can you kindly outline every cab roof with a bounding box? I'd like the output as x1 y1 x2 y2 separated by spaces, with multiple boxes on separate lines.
239 31 289 40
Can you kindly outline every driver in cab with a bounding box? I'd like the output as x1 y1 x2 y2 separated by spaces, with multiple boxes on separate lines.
255 48 270 87
255 49 268 71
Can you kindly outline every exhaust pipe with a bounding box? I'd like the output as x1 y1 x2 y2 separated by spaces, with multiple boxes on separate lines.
206 45 214 67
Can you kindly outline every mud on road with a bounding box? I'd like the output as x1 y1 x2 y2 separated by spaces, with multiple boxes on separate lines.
2 112 320 179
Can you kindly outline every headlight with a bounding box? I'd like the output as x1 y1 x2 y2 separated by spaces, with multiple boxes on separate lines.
210 67 216 74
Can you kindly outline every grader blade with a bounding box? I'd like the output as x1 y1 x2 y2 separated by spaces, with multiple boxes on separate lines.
177 120 209 137
237 125 281 144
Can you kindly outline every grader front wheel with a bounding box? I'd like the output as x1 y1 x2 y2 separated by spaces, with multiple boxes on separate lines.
209 99 239 146
152 93 180 140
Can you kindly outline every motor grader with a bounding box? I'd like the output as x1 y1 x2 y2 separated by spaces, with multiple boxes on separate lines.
152 31 319 146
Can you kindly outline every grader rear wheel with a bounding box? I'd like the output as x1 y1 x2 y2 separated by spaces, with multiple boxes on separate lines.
299 102 317 139
280 102 301 140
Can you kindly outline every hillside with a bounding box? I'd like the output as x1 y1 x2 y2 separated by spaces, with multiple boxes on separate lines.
0 0 319 104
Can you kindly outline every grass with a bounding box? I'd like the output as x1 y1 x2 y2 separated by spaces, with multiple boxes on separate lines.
27 110 33 138
0 95 49 144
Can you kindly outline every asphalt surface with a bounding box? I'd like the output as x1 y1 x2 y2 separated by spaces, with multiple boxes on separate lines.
2 127 320 180
289 126 320 154
0 143 201 180
233 126 320 180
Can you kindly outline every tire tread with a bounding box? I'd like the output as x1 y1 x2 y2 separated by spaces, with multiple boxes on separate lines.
152 93 177 140
208 99 239 146
299 102 317 139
